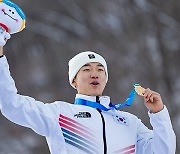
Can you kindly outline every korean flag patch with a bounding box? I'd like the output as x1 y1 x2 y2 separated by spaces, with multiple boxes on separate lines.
113 114 129 126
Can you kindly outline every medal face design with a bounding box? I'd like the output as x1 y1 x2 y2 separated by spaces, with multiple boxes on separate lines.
113 114 128 126
134 85 145 96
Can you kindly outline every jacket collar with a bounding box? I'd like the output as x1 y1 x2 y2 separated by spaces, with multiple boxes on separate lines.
75 94 111 108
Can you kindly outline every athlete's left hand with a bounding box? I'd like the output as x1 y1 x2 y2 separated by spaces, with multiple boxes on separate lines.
142 88 164 113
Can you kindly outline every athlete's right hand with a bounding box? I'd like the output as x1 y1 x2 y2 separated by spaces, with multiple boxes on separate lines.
0 26 11 46
0 29 10 56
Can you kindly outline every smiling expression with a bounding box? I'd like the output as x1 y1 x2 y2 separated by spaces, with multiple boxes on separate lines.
2 8 18 22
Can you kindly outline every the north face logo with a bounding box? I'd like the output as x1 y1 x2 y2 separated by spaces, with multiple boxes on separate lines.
74 112 91 118
88 54 95 59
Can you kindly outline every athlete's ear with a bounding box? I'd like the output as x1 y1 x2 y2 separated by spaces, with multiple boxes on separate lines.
72 78 77 88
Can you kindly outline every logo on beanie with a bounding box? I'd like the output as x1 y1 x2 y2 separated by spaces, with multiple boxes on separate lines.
88 54 95 59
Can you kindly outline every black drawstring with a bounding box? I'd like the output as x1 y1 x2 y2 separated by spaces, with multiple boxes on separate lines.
96 96 107 154
96 96 100 103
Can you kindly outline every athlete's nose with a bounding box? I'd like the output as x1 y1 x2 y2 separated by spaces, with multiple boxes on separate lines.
90 70 99 79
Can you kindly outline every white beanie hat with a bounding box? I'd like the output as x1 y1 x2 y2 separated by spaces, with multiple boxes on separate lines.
68 51 108 89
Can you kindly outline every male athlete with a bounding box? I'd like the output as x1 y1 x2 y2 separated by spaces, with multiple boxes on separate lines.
0 42 176 153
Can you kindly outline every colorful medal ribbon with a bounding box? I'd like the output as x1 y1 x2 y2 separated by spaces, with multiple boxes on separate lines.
75 83 145 111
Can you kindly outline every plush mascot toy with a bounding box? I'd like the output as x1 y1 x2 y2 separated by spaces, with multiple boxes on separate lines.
0 0 26 46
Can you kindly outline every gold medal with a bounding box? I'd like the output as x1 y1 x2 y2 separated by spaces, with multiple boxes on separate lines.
134 84 145 96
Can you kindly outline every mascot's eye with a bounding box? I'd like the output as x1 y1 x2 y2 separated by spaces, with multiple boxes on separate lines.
9 9 11 12
12 12 14 14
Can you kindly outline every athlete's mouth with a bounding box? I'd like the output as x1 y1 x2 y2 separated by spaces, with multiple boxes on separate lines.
90 81 99 86
2 9 18 22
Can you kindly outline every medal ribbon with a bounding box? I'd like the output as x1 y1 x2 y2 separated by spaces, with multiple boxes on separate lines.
75 84 141 111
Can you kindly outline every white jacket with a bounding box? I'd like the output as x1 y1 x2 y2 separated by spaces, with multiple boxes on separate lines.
0 56 176 154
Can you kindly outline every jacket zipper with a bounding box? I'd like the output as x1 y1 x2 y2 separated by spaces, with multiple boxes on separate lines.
96 96 107 154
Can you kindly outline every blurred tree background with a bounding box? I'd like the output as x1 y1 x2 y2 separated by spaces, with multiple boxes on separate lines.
0 0 179 153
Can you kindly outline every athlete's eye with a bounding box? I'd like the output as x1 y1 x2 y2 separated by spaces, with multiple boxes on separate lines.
83 68 90 71
98 68 104 71
98 67 105 72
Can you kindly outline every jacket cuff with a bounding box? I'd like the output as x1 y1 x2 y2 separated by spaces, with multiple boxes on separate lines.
148 106 172 125
148 105 167 116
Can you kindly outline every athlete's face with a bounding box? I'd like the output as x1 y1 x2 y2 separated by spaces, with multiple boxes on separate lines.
72 62 107 96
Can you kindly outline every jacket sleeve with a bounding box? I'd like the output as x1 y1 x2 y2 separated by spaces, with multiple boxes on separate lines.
136 106 176 154
0 56 59 137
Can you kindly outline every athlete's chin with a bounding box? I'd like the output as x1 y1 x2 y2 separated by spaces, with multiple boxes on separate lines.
88 86 105 96
88 89 103 96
